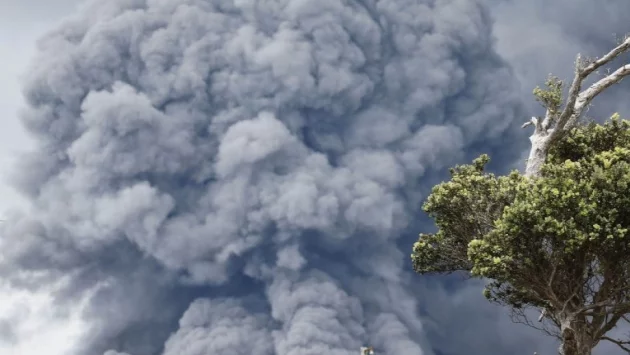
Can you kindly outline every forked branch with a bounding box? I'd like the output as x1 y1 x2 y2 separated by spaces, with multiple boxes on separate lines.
524 35 630 177
553 35 630 136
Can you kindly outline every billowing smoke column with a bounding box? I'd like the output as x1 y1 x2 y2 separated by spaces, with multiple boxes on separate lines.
0 0 527 354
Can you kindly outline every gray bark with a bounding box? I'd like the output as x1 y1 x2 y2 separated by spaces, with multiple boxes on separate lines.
523 36 630 178
524 128 551 178
558 317 593 355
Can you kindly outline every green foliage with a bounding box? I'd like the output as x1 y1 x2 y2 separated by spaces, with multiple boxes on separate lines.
412 114 630 313
411 155 525 274
533 75 563 115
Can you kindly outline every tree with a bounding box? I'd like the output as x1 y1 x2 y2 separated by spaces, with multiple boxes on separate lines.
523 35 630 178
411 36 630 355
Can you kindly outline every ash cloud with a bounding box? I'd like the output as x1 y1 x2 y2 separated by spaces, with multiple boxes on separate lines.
7 0 622 354
162 298 273 355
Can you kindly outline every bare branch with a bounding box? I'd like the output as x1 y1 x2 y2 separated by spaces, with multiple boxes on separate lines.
524 35 630 177
565 63 630 129
510 307 560 338
548 264 558 295
538 308 547 322
580 34 630 78
597 315 622 340
561 287 581 314
548 36 630 143
522 116 544 132
601 336 630 353
541 109 555 131
579 300 630 315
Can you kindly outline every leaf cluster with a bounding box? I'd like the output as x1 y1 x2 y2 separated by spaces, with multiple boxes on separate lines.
412 115 630 317
533 75 564 115
411 155 524 275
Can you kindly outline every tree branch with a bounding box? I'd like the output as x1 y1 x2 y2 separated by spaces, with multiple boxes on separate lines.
510 307 560 338
522 116 544 133
565 63 630 129
548 36 630 144
601 336 630 353
589 269 615 333
524 35 630 177
579 300 630 315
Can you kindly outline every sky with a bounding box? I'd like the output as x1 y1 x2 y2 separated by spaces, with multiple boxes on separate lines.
0 1 629 355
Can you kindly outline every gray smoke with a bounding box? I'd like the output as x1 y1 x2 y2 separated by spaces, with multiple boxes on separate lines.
493 0 630 118
3 0 627 354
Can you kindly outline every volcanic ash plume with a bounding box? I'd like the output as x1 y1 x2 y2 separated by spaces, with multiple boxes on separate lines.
0 0 524 354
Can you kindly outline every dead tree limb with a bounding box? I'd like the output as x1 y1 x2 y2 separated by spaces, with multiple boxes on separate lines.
524 35 630 177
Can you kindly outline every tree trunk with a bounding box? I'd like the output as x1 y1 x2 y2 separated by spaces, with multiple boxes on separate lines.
524 131 550 178
558 318 593 355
